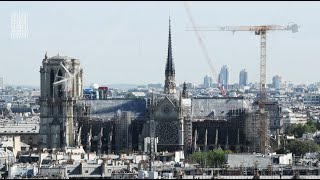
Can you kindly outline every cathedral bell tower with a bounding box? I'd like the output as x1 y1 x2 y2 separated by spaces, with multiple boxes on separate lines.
164 18 176 94
39 53 83 149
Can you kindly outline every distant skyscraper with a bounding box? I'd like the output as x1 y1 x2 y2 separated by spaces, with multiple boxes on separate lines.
239 69 248 87
218 65 229 90
203 75 212 88
272 75 283 89
0 77 3 89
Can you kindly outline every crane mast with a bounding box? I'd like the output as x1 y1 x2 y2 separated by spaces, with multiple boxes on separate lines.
260 30 267 154
187 23 298 154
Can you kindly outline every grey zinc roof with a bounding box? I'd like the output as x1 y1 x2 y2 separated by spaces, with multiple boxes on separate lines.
49 55 72 60
0 125 39 134
10 107 34 114
191 97 251 117
79 99 146 118
226 154 272 168
47 55 80 64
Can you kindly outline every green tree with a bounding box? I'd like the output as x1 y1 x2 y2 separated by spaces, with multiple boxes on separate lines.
275 148 287 154
286 139 320 156
207 149 225 167
286 122 317 137
305 121 317 133
190 151 207 167
125 93 136 98
190 149 232 168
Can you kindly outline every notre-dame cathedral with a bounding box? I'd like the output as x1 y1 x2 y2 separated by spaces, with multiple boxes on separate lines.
39 19 257 155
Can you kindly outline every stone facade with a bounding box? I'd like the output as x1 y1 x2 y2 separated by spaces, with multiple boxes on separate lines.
147 95 192 152
39 53 83 149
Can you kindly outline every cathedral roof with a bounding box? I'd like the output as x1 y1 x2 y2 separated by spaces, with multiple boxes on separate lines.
49 54 72 60
47 54 79 62
78 99 146 118
192 97 251 117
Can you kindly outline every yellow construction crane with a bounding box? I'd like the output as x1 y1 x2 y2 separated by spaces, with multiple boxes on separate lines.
186 19 299 154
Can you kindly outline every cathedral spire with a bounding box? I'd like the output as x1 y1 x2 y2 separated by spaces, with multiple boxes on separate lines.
164 17 176 94
165 17 175 77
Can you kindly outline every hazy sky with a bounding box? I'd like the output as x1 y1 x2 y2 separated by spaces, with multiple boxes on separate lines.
0 1 319 87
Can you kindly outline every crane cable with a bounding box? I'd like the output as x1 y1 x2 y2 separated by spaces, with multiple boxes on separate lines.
183 2 225 95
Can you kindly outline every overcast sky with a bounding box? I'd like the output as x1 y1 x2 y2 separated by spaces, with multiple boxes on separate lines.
0 1 319 87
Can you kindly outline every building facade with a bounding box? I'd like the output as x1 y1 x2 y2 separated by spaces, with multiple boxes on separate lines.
39 53 83 149
303 94 320 106
282 108 307 131
265 101 283 135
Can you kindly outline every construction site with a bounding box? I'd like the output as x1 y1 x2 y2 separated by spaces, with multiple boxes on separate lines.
72 95 270 155
184 2 298 155
43 9 299 157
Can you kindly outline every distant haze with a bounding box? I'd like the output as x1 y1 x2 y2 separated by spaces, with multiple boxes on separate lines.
0 1 319 86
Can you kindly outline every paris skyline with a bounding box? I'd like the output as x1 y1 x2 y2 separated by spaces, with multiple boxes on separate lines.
0 1 319 86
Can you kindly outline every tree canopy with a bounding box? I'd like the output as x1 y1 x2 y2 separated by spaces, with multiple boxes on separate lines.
190 149 232 168
285 121 317 138
285 139 320 156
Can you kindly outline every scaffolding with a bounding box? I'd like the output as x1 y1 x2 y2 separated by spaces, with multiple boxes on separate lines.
114 111 132 154
244 110 270 153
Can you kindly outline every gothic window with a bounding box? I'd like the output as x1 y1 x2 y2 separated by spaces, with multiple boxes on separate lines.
155 121 178 144
57 70 64 98
59 103 63 115
49 104 53 115
52 103 55 115
50 69 55 98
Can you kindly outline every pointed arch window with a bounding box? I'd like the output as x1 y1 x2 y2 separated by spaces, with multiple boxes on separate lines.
59 103 63 115
50 70 55 97
57 69 64 98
